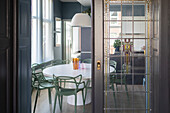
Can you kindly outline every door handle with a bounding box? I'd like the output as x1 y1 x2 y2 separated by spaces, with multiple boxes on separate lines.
97 60 101 70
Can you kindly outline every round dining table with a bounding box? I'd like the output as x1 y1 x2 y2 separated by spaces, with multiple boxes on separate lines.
43 63 115 106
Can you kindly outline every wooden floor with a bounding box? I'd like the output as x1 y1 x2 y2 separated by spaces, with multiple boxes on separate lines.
32 85 146 113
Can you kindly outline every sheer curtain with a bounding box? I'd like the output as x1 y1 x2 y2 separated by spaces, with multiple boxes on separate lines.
31 0 54 64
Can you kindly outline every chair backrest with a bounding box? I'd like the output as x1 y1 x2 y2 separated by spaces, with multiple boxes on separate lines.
82 59 91 64
51 59 70 66
31 61 52 73
32 72 46 87
31 63 39 68
110 60 117 68
53 75 83 90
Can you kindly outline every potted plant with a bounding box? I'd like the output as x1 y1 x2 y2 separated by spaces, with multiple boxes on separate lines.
113 39 121 51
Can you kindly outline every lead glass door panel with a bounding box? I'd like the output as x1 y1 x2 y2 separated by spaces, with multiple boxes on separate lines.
104 0 152 113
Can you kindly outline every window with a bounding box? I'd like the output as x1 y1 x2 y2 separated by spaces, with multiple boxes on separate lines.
42 0 54 62
31 0 54 64
54 18 62 47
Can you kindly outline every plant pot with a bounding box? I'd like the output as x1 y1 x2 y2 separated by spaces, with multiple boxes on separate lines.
115 47 120 51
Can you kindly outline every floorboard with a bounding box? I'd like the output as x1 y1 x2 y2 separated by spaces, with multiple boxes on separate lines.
31 85 146 113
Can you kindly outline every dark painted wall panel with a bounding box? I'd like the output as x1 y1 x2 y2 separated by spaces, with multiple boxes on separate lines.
18 0 31 113
19 47 29 113
20 2 29 37
0 49 8 113
0 0 6 36
0 0 13 113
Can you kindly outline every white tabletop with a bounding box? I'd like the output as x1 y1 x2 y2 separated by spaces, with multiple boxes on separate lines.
43 63 115 79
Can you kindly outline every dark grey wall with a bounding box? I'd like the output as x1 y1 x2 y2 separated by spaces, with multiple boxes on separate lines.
54 0 62 18
62 2 81 19
54 1 90 19
81 27 91 61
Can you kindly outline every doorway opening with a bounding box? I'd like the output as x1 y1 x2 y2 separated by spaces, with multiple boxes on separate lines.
31 0 92 113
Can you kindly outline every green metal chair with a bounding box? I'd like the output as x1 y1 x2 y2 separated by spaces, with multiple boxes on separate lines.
82 58 91 64
110 63 129 100
53 75 86 113
110 60 117 68
31 63 39 68
51 59 70 66
32 72 55 113
84 79 91 103
110 60 117 73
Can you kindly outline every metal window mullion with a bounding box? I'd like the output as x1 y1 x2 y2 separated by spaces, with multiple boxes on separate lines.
120 0 123 111
43 19 52 22
132 1 135 113
35 0 39 62
149 1 152 111
39 0 44 62
107 1 111 112
104 108 151 110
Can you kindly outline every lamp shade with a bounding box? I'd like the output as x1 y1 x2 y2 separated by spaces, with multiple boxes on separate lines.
71 13 91 27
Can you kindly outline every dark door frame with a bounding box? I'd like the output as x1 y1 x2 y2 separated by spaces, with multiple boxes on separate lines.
92 0 104 113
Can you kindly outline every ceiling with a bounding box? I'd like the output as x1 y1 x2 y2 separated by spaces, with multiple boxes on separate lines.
60 0 77 2
60 0 91 6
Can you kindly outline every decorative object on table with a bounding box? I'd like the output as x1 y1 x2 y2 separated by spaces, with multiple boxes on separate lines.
142 46 146 55
73 58 79 70
113 39 121 51
122 38 133 73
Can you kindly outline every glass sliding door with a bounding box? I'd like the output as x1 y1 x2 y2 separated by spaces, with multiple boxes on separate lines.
103 0 153 113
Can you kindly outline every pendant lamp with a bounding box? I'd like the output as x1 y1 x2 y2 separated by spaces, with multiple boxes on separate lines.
71 13 91 27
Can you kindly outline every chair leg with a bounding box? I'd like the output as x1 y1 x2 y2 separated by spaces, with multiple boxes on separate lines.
75 94 77 113
82 90 85 112
48 88 52 104
61 95 63 111
33 89 39 113
111 84 117 109
116 84 118 91
59 95 63 111
53 91 58 113
125 82 129 101
58 95 61 110
85 87 88 102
